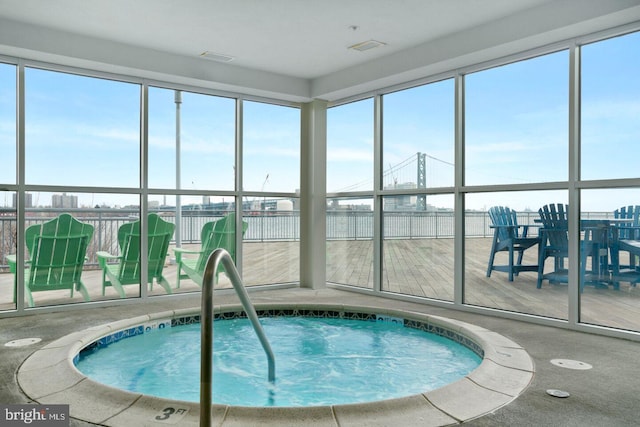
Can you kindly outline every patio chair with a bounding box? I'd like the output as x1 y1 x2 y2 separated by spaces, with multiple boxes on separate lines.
486 206 540 281
609 205 640 285
612 205 640 271
97 213 175 298
173 213 248 287
6 213 94 307
537 203 605 291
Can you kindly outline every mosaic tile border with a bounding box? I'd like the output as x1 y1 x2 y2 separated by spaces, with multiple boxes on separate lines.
78 309 483 360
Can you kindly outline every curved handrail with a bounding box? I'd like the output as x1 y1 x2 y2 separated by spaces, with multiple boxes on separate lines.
200 248 275 427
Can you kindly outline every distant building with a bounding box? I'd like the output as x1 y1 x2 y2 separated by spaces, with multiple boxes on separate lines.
12 192 33 208
383 182 417 210
52 193 78 209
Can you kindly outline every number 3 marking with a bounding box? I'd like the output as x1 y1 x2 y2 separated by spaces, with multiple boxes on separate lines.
155 407 175 421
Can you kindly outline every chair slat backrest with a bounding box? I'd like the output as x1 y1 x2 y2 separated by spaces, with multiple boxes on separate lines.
116 213 175 283
538 203 569 251
488 206 520 240
194 213 248 274
24 213 94 290
614 205 640 240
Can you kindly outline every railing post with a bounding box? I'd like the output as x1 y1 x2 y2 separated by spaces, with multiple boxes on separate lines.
97 211 103 257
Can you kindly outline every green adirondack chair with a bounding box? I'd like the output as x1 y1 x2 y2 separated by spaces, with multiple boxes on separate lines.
6 213 94 307
97 213 175 298
173 213 248 287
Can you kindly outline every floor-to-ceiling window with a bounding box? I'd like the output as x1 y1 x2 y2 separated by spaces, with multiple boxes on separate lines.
381 80 455 300
326 98 374 289
463 50 569 317
242 100 300 286
148 87 236 293
580 31 640 332
1 63 302 311
22 67 142 307
324 29 640 336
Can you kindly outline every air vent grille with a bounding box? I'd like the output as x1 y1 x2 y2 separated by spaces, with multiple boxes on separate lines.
199 51 235 62
348 40 386 52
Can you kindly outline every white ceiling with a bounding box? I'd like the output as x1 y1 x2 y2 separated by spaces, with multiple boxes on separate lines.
1 0 640 102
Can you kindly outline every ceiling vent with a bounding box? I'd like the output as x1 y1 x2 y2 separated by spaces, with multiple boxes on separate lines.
199 51 235 62
348 40 386 52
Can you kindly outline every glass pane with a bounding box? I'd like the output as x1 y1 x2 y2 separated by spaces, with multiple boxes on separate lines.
243 197 299 286
465 190 568 320
14 193 141 307
148 88 235 190
580 188 640 332
0 191 16 311
326 197 373 289
327 99 374 192
465 51 569 185
25 68 140 187
581 31 640 180
383 194 454 301
243 101 300 193
0 63 16 184
383 80 454 190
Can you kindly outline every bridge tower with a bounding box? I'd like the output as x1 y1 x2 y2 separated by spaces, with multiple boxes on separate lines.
417 152 427 210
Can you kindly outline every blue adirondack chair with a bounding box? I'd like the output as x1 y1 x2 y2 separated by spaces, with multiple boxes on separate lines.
612 205 640 272
486 206 540 281
537 203 607 291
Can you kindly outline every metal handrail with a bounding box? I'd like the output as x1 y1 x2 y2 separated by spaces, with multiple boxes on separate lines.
200 248 276 427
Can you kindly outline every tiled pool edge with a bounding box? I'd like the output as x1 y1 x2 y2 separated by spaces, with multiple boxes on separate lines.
17 303 534 427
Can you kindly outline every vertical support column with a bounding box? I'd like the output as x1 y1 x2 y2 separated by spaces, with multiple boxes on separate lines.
235 99 244 272
454 73 465 305
300 99 327 289
373 95 383 292
140 83 149 297
568 43 581 324
15 61 25 311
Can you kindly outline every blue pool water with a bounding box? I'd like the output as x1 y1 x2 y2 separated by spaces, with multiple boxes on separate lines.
76 317 481 407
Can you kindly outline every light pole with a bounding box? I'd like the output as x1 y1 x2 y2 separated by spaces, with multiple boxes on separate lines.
175 90 182 248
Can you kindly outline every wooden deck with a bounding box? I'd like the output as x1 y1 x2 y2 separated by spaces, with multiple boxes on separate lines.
2 238 640 332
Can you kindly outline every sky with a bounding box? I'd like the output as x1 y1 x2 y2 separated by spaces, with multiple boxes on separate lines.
0 30 639 212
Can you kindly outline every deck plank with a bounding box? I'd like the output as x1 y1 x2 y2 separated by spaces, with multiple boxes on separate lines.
1 238 639 331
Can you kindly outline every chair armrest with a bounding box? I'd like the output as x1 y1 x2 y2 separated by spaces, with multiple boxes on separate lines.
173 248 201 254
173 247 202 263
5 254 16 273
490 223 536 237
96 251 121 269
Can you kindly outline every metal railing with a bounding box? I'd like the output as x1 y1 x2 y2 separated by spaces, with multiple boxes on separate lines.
0 208 617 270
199 248 275 427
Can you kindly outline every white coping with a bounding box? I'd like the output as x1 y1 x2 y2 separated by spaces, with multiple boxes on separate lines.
18 303 534 426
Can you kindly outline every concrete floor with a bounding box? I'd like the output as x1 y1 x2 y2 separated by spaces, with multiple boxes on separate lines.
2 287 639 426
